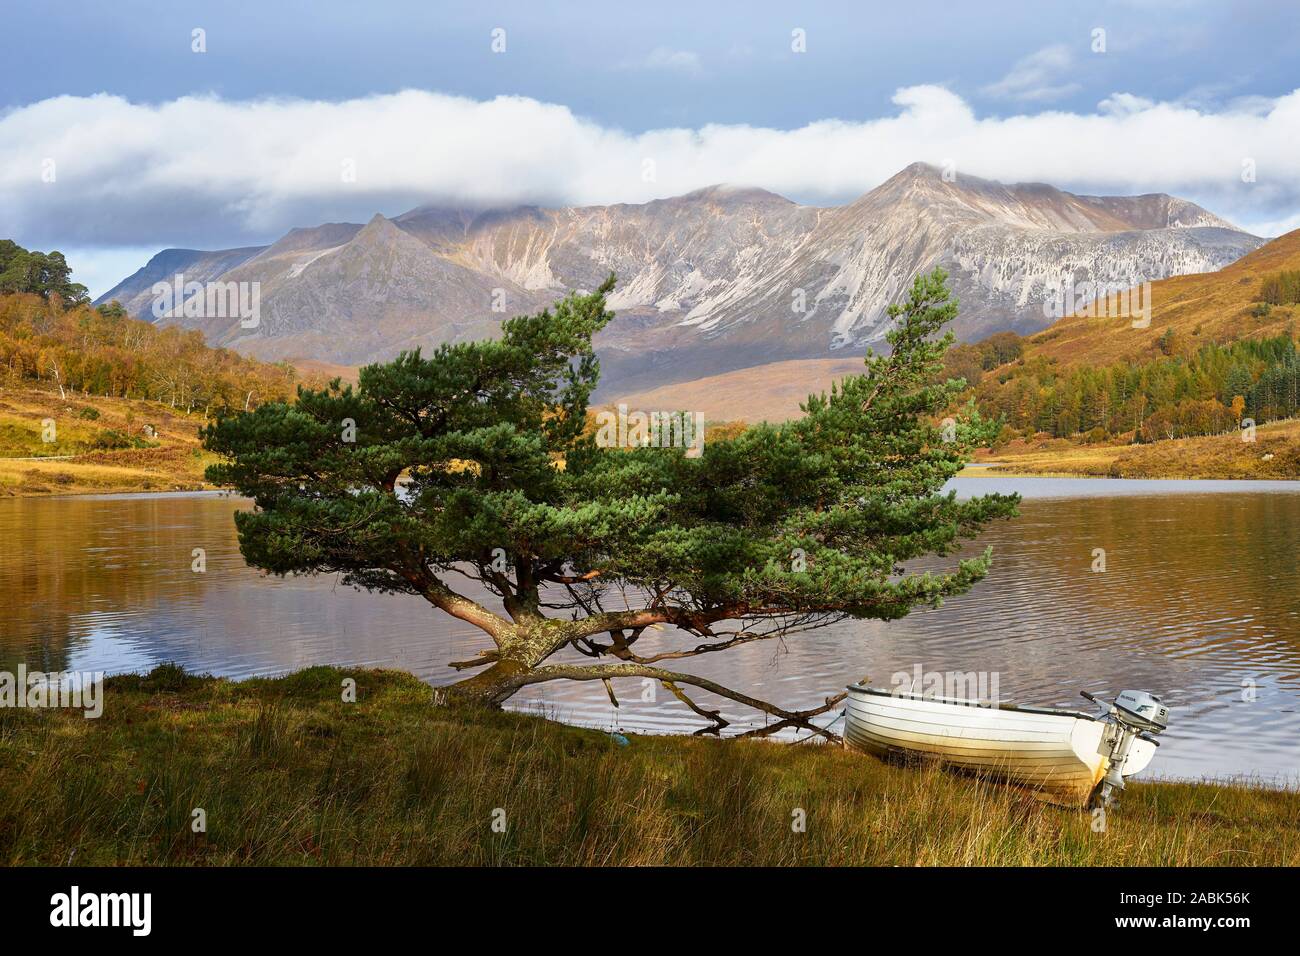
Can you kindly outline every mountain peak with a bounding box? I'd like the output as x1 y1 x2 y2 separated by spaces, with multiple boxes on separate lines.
898 160 943 177
851 163 1246 234
666 183 795 207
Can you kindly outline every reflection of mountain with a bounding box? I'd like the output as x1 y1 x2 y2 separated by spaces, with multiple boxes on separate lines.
100 163 1262 396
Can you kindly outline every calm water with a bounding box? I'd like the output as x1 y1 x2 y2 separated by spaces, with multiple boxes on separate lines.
3 478 1299 785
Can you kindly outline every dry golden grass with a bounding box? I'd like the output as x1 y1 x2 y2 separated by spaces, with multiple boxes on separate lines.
2 665 1297 866
977 419 1300 479
0 384 213 495
290 358 360 387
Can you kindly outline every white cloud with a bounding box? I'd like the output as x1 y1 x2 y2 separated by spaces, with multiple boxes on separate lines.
628 47 703 75
2 84 1299 252
981 44 1082 102
1098 92 1156 116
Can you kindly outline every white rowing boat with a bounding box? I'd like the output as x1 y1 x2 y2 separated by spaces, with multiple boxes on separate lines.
844 685 1166 807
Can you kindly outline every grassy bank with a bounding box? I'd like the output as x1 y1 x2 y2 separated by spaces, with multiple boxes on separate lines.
972 418 1300 480
2 666 1297 866
0 385 215 496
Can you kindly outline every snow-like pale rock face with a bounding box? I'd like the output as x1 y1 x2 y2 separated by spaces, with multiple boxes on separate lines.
99 164 1263 393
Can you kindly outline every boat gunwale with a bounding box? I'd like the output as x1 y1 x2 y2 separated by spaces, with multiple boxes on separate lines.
846 684 1098 722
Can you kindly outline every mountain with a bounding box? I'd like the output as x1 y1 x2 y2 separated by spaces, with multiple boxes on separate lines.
612 231 1300 425
99 163 1264 394
98 246 267 319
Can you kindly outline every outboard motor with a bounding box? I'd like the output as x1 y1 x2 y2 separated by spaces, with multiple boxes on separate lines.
1081 690 1169 807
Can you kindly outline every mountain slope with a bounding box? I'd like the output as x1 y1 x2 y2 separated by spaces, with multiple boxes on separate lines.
99 163 1264 393
99 246 266 318
0 289 307 496
609 356 867 424
1021 228 1300 370
615 232 1300 427
790 165 1256 348
221 214 529 362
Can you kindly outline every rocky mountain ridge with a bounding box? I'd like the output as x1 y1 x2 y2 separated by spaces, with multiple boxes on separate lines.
99 162 1264 394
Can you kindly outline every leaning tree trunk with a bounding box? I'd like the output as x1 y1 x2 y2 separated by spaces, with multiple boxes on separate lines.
442 643 849 743
446 659 533 705
442 618 582 706
427 602 847 740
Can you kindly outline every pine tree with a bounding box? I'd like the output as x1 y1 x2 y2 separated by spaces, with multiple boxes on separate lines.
203 269 1019 734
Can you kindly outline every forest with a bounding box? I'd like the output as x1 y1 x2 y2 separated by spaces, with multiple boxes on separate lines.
0 245 300 418
966 328 1299 444
0 290 299 414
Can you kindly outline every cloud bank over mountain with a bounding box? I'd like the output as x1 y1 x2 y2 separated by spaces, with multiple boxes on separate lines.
4 83 1300 252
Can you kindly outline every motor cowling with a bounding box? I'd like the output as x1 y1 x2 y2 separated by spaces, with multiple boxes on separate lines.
1113 690 1168 734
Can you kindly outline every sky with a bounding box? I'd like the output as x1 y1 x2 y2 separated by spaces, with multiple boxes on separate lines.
2 0 1299 297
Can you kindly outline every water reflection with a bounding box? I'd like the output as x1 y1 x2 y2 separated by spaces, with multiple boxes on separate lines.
2 479 1298 784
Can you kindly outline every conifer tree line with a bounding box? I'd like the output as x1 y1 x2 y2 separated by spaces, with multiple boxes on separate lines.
958 297 1299 444
0 239 89 304
970 332 1299 442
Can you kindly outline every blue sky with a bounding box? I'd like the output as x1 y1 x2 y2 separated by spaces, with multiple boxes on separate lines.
3 0 1299 295
6 0 1298 129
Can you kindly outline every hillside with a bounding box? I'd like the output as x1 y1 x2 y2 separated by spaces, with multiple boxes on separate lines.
973 419 1300 479
610 356 866 423
0 284 310 496
949 230 1300 477
291 358 360 387
0 385 213 495
1023 229 1300 369
98 163 1263 395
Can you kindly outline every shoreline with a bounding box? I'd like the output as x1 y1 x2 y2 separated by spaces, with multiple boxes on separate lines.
969 418 1300 481
509 701 1300 792
2 468 1300 504
956 468 1300 486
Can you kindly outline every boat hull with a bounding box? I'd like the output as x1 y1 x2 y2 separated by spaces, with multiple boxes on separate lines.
844 686 1155 807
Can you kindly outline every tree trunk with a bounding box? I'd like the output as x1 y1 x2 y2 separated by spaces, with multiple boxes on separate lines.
446 658 532 706
440 617 606 707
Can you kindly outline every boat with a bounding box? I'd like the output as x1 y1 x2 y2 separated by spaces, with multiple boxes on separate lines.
843 685 1167 807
